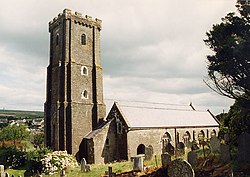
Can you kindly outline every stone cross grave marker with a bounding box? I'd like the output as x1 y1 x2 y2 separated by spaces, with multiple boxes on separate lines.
210 136 221 153
237 132 250 162
168 159 195 177
187 150 197 167
220 144 230 163
161 152 171 168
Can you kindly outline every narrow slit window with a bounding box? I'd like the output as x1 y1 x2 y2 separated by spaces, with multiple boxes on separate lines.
56 34 59 46
81 34 86 45
81 90 88 99
81 66 88 75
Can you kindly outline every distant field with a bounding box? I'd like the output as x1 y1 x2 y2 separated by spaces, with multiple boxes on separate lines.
0 110 44 119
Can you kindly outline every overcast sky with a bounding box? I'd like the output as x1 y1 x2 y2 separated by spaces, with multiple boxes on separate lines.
0 0 237 114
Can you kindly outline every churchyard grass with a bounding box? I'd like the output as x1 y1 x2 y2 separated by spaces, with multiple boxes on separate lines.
4 169 26 177
4 156 162 176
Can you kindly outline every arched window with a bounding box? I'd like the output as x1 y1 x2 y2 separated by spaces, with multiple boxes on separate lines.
81 90 88 99
162 132 171 144
81 33 86 45
193 131 196 140
183 131 191 143
211 129 216 137
198 130 205 141
81 66 88 75
137 144 145 155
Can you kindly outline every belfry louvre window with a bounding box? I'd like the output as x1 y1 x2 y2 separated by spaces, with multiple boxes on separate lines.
81 34 86 45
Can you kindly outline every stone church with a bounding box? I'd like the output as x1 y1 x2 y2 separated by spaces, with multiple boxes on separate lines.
44 9 220 164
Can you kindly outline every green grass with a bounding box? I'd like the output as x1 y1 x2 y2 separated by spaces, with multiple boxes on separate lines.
5 169 26 177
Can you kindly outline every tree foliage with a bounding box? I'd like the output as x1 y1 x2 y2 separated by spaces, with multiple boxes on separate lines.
204 2 250 102
0 124 30 148
33 133 44 149
227 99 250 145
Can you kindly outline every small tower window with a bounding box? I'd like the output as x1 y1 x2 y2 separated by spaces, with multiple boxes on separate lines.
105 138 110 146
56 33 59 46
81 34 86 45
117 122 122 134
81 90 88 99
81 66 88 75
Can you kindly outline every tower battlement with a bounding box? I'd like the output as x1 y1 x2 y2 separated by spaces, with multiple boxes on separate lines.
49 9 102 31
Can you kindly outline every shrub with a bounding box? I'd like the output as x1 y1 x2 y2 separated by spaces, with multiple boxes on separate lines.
41 151 78 175
26 147 52 175
0 148 27 168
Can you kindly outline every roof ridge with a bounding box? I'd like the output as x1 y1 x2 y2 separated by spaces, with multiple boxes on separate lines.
119 104 208 112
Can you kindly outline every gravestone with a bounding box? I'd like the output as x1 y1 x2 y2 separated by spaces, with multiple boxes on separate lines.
176 142 185 155
165 143 175 155
168 159 194 177
187 151 197 167
237 133 250 162
81 158 90 172
220 144 230 163
131 154 144 171
210 136 221 153
5 173 9 177
161 152 171 168
0 165 4 177
145 145 153 160
186 141 192 149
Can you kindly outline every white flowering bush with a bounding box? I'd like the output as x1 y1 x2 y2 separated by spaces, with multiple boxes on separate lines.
41 150 78 175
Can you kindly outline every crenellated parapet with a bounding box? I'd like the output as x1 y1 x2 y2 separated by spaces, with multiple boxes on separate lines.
49 8 102 32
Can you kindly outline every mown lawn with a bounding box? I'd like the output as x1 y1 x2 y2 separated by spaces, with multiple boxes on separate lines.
4 155 162 177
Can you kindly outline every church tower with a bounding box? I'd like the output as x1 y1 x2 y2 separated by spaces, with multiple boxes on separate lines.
44 9 106 157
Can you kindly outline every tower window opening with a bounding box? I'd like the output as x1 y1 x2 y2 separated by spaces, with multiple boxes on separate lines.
56 33 59 46
81 66 88 75
81 34 86 45
81 90 88 99
105 138 110 146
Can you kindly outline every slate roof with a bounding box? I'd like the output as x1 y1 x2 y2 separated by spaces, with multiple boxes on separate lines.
112 101 219 129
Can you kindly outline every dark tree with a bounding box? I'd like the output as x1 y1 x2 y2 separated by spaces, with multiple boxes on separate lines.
204 1 250 102
226 99 250 145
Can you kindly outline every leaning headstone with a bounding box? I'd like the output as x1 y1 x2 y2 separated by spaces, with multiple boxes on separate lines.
145 145 153 160
0 165 4 177
220 144 230 163
187 151 197 167
168 159 195 177
210 136 221 153
81 158 88 172
237 132 250 162
161 152 171 168
131 154 144 171
186 141 192 149
165 143 175 155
